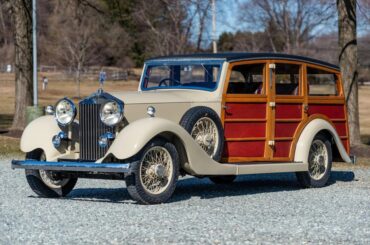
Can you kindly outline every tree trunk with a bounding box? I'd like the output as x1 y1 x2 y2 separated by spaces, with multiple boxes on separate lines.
76 61 81 99
337 0 361 146
10 0 33 131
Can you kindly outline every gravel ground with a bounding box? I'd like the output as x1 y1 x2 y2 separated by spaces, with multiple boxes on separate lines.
1 157 369 244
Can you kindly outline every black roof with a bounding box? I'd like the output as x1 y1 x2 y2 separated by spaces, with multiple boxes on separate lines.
147 52 339 71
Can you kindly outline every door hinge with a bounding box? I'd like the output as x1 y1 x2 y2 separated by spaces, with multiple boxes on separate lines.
269 102 276 108
269 63 276 69
268 140 275 146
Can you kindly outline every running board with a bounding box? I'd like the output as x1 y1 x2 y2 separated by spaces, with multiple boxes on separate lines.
199 161 308 176
235 162 307 175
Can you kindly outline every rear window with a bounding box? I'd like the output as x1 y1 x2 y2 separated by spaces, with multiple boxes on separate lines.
307 67 338 96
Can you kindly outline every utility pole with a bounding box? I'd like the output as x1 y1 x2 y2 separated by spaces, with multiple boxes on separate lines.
212 0 217 53
32 0 38 106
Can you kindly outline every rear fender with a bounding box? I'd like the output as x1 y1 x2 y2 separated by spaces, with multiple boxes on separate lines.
294 118 351 164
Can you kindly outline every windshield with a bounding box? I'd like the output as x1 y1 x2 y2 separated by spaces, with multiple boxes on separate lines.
141 60 223 91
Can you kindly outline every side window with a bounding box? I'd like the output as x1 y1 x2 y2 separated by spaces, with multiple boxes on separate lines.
275 63 300 96
307 67 338 96
227 64 264 94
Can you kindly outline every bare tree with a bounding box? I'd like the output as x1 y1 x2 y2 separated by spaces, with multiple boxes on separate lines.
133 0 213 56
0 2 14 68
240 0 336 53
194 0 212 51
48 0 102 98
46 0 130 97
7 0 33 130
337 0 361 145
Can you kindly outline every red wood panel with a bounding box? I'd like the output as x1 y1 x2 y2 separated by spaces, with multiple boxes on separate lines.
275 122 299 138
308 105 345 119
341 139 349 152
225 103 266 119
334 122 347 136
275 104 302 119
274 141 292 158
223 141 265 157
224 122 265 138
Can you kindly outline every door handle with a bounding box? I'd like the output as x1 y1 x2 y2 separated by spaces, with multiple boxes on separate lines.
304 104 309 113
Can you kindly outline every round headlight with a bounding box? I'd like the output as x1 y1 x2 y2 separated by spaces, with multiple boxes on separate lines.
55 98 76 126
100 100 123 126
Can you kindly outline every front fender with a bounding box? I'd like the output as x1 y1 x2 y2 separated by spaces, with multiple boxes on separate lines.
20 116 79 161
294 118 351 164
21 116 61 160
101 117 236 175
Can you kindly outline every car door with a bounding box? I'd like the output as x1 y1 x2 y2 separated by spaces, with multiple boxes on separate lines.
270 61 304 161
222 61 269 162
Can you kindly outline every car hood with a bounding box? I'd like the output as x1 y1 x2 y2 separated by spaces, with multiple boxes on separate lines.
110 89 219 105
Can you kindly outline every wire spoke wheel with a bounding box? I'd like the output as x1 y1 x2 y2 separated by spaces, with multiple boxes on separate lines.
139 146 174 195
308 139 329 180
38 154 70 189
190 117 219 157
25 150 77 198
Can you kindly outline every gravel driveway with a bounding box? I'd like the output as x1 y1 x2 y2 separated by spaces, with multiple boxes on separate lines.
1 157 369 244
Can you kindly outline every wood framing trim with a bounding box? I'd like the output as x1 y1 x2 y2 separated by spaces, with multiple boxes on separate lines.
225 137 266 142
225 118 267 122
275 137 294 141
306 63 344 97
275 119 302 123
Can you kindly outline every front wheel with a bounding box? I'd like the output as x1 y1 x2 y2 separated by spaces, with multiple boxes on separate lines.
25 150 78 197
296 134 332 188
125 138 179 204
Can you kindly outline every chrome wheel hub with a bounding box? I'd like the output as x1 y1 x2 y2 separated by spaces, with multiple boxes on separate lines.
139 146 173 195
39 170 69 189
308 140 328 180
191 117 219 157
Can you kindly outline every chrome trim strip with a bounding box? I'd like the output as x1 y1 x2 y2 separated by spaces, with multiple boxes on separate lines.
11 160 133 173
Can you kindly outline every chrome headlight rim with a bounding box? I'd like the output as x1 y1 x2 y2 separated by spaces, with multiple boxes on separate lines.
54 98 77 126
99 100 124 127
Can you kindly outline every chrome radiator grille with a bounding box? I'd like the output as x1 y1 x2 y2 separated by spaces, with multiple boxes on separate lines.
79 103 113 161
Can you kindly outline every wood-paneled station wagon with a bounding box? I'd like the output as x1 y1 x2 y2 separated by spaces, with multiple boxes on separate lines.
12 53 355 204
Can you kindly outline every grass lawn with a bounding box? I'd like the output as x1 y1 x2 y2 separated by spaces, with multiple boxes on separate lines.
0 135 22 156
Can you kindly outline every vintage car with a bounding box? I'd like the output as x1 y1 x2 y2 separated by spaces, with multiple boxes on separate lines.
12 53 354 204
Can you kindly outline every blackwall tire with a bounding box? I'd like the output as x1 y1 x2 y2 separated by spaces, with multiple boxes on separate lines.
125 138 180 204
25 150 78 197
296 134 332 188
180 106 224 161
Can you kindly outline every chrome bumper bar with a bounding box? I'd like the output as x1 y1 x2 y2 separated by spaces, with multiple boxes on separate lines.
11 160 132 173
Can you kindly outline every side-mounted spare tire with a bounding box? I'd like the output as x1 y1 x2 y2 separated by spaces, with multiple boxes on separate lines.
179 106 224 162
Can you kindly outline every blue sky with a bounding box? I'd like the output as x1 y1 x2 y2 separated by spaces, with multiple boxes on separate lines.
216 0 239 35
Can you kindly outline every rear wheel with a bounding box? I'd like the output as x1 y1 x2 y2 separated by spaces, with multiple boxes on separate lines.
296 134 332 188
126 138 179 204
25 150 78 197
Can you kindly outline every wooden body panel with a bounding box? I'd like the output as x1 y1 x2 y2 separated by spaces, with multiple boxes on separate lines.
221 59 350 163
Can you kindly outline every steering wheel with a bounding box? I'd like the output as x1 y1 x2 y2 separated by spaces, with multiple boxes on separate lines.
158 78 181 87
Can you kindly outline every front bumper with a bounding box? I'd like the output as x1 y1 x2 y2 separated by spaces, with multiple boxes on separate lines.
11 160 133 173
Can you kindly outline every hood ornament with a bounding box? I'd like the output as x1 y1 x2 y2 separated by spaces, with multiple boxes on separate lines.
98 69 106 94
